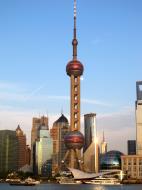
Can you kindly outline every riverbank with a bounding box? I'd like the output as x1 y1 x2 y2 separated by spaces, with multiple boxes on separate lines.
122 179 142 184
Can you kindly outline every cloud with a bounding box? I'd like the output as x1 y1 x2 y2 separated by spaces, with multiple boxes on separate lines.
96 108 135 153
81 98 112 107
0 106 69 146
0 105 135 154
91 37 102 45
0 81 17 89
23 83 47 101
0 89 112 108
0 81 136 153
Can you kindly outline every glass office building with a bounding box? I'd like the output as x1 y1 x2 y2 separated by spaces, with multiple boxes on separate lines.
50 114 69 173
0 130 18 173
35 125 53 176
128 140 136 155
83 113 96 152
100 150 123 170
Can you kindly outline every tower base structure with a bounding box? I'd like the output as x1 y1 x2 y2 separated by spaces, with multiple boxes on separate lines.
63 130 84 170
62 149 83 170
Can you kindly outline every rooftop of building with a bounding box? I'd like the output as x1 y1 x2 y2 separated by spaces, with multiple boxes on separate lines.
54 114 69 124
84 113 96 117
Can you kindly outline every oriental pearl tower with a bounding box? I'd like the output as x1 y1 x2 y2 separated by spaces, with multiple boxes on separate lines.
62 0 84 169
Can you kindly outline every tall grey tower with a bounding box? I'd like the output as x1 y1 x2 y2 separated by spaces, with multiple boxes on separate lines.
83 113 97 153
136 81 142 155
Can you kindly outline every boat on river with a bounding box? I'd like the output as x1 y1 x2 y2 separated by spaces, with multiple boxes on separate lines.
84 177 121 185
59 177 82 184
9 177 40 186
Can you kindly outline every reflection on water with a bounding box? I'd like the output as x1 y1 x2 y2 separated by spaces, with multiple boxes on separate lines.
1 183 142 190
93 186 106 190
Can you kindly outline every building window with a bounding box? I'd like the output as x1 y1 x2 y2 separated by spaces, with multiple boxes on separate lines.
133 166 136 172
128 166 131 171
123 159 127 165
128 159 132 165
133 158 136 165
139 166 142 172
139 159 142 165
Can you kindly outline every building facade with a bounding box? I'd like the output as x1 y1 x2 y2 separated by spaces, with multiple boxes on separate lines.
35 123 53 176
83 113 99 173
50 114 69 174
100 150 123 170
31 116 48 171
84 113 97 152
83 141 99 173
121 155 142 179
16 125 26 169
136 81 142 155
31 116 48 145
100 131 107 155
25 145 31 165
0 130 18 173
127 140 136 155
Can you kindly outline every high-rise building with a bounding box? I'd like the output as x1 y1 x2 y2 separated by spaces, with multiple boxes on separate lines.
127 140 136 155
100 131 107 155
50 114 69 174
84 113 97 152
16 125 26 169
35 123 53 176
31 116 48 171
83 141 99 173
0 130 18 173
83 113 99 173
26 145 31 165
31 116 48 146
136 81 142 155
64 0 84 169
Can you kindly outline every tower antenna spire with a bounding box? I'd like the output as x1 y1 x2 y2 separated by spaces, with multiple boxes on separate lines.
73 0 78 60
74 0 76 34
103 131 105 142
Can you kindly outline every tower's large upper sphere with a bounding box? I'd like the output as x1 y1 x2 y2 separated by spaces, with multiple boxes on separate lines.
64 131 84 150
66 60 84 76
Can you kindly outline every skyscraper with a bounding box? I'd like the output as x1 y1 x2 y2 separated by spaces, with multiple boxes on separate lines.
25 145 31 165
35 123 53 176
127 140 136 155
100 131 107 155
31 116 48 146
83 113 97 152
65 0 84 169
83 113 99 173
16 125 26 169
31 116 48 171
0 130 18 173
136 81 142 155
50 114 69 174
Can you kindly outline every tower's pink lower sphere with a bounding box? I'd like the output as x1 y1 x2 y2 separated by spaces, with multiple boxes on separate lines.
64 131 84 150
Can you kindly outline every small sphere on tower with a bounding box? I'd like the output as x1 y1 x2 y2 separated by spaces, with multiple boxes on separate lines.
64 131 84 150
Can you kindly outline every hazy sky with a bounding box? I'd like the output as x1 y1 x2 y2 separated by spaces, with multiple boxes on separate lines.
0 0 142 153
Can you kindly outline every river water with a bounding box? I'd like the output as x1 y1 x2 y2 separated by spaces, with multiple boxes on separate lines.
0 183 142 190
